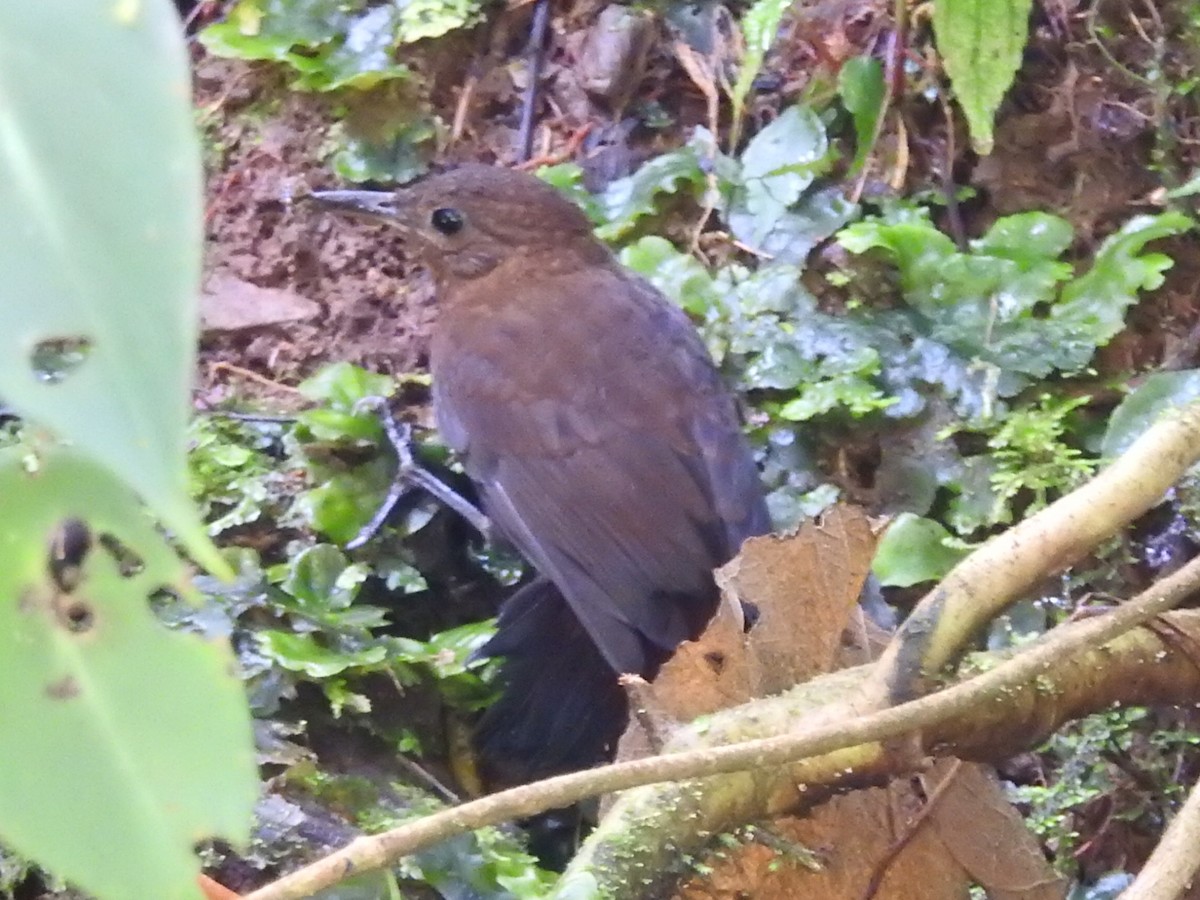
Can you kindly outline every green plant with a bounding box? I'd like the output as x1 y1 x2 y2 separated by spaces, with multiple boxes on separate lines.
1011 707 1200 873
945 394 1099 532
727 0 791 149
838 209 1190 416
932 0 1036 153
0 4 256 897
201 0 422 92
188 416 293 535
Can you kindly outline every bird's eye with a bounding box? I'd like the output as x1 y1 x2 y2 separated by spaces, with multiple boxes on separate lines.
430 207 465 235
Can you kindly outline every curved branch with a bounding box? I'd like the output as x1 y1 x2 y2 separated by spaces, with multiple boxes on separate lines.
243 555 1200 900
560 568 1200 896
1122 768 1200 900
868 399 1200 704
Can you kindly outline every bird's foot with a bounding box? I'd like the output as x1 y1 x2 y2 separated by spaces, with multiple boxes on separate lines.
347 396 491 549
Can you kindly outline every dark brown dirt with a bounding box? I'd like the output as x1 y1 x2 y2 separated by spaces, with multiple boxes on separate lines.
192 0 1200 414
193 56 438 410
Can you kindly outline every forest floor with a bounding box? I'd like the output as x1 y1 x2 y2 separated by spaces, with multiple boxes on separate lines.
167 0 1200 897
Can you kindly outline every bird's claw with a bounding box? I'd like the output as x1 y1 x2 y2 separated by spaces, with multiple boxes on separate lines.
346 395 490 549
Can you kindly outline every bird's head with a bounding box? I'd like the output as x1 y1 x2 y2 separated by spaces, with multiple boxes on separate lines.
307 165 599 284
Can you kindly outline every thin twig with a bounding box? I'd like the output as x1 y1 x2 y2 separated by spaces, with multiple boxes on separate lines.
516 0 551 163
861 760 962 900
207 362 307 399
516 123 592 170
200 411 300 425
242 552 1200 900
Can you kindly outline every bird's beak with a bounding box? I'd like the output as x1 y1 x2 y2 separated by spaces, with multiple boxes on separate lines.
306 189 407 226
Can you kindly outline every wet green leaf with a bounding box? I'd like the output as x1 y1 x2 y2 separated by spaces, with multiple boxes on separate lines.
838 209 1191 413
838 56 885 172
1052 213 1193 370
282 545 367 611
0 0 224 574
299 362 396 411
598 130 722 239
724 107 851 260
330 117 435 185
729 0 790 131
260 631 387 678
199 0 416 91
872 513 967 586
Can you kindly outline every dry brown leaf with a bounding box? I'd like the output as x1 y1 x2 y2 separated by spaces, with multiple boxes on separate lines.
674 783 972 900
725 505 881 695
614 597 752 767
617 505 878 762
649 595 754 719
925 762 1067 900
201 272 320 333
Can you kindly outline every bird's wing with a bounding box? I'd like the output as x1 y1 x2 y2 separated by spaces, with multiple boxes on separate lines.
433 267 768 675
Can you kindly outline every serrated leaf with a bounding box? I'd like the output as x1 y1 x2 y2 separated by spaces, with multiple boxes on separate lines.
729 0 790 125
740 105 826 213
597 131 720 239
0 449 256 899
619 236 722 316
260 631 387 678
282 544 367 611
299 360 397 410
1052 212 1193 371
0 1 224 575
837 209 1190 397
933 0 1034 154
199 0 414 91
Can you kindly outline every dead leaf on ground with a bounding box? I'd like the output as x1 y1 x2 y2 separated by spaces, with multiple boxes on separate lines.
925 762 1066 900
201 272 320 333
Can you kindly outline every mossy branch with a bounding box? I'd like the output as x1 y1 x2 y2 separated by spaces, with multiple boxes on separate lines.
868 399 1200 704
241 400 1200 900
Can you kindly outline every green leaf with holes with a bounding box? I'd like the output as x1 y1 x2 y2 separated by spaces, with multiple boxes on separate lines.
933 0 1034 154
0 448 256 899
0 2 225 575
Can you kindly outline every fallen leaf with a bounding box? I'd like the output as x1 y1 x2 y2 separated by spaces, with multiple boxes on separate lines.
201 272 320 332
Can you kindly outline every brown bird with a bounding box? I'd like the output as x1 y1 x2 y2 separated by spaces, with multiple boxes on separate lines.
311 165 770 778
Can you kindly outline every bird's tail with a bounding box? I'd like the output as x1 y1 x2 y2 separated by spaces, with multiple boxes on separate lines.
474 578 628 782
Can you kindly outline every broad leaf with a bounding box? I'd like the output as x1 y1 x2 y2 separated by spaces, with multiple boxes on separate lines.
0 2 224 574
872 513 967 587
0 449 256 899
1102 370 1200 459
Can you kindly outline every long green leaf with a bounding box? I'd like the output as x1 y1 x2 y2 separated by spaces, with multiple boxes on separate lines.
0 1 224 574
0 449 257 899
933 0 1034 154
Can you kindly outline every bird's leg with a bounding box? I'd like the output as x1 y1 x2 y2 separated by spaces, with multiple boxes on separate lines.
347 397 491 550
